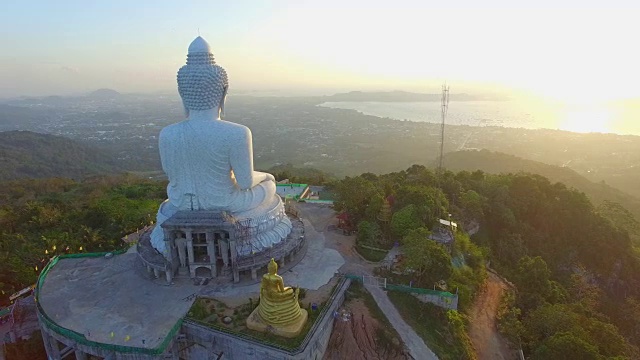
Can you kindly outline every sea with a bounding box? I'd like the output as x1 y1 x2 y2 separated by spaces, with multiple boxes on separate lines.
319 100 640 136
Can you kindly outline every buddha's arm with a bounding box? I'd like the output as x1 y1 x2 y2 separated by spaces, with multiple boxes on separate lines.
158 128 174 179
229 127 275 189
276 277 286 292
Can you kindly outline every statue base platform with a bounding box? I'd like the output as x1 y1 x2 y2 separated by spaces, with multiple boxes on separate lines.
245 308 308 338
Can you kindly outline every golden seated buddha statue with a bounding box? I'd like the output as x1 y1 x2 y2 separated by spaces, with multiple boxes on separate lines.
246 258 308 337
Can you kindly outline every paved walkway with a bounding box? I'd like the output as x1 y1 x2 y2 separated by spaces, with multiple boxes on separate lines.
365 285 439 360
298 203 438 359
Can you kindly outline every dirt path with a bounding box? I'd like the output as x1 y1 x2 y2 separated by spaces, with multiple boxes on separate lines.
468 271 516 360
323 298 407 360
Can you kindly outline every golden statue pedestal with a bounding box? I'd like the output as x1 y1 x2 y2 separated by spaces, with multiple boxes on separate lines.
246 307 308 338
246 258 309 338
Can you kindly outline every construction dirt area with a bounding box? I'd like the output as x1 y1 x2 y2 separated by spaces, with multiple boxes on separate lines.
468 271 517 360
323 296 408 360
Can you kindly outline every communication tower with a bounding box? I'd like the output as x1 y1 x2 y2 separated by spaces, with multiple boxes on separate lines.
438 84 450 176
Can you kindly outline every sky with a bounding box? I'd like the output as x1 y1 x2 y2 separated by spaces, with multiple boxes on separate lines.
1 0 640 102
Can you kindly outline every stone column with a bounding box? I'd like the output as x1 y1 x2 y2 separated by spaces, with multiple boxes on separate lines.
47 335 62 360
206 232 216 277
230 239 239 283
41 331 60 360
221 240 229 267
165 268 173 284
75 349 88 360
169 339 180 360
185 230 194 266
176 237 187 269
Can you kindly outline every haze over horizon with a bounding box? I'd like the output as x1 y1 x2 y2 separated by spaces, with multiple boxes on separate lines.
2 1 640 104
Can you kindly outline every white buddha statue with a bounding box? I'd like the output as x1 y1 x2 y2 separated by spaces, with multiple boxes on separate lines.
150 36 291 258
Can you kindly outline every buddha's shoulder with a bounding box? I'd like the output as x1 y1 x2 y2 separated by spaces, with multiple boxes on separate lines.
159 122 185 138
219 120 251 135
160 120 250 140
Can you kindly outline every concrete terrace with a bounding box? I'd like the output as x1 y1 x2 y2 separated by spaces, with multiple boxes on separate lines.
38 253 198 350
36 204 345 353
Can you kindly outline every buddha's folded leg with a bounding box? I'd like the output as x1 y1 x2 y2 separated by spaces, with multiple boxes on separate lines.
150 200 179 256
230 179 276 212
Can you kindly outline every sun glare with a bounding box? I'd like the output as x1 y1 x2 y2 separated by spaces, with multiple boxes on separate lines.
558 106 613 134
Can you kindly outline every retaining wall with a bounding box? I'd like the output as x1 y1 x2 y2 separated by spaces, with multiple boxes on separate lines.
180 278 351 359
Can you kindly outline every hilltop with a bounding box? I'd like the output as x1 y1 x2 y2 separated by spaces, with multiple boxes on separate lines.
0 131 123 181
87 88 121 99
442 149 640 222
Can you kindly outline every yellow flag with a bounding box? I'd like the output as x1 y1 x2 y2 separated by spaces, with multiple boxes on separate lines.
124 335 131 342
110 332 115 338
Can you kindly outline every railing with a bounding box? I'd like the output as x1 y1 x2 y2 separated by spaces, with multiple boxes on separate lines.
276 183 309 201
345 274 457 298
35 250 182 356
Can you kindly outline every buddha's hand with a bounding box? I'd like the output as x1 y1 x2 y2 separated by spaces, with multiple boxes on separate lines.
252 171 276 187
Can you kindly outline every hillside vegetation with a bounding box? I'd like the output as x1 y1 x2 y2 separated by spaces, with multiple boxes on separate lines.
331 165 640 359
443 150 640 243
0 131 123 181
0 175 165 304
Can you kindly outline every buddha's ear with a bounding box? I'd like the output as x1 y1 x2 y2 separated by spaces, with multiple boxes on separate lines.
220 86 229 119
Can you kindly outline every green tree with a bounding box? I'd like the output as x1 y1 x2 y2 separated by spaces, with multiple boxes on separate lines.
514 256 552 311
365 194 384 222
532 332 601 360
395 185 448 226
333 176 380 223
391 204 423 239
356 221 381 247
460 189 486 220
402 228 453 287
597 200 640 245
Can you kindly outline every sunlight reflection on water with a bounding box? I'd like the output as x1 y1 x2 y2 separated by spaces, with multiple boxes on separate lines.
319 100 639 136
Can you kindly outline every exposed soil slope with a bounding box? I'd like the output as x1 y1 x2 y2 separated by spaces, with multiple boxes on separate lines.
467 271 516 360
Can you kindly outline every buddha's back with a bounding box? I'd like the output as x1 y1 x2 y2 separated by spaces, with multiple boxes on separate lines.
160 117 248 211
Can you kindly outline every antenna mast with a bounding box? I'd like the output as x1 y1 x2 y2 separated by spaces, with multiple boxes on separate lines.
438 84 450 175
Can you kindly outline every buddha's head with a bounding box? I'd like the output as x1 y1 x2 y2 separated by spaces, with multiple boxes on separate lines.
268 258 278 275
177 36 229 118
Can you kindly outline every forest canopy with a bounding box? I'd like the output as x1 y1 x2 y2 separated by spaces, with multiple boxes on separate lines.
0 175 164 304
330 165 640 359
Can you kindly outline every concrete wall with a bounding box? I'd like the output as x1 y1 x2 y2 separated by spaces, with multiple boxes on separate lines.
38 314 179 360
411 292 458 310
180 278 351 360
37 277 351 360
